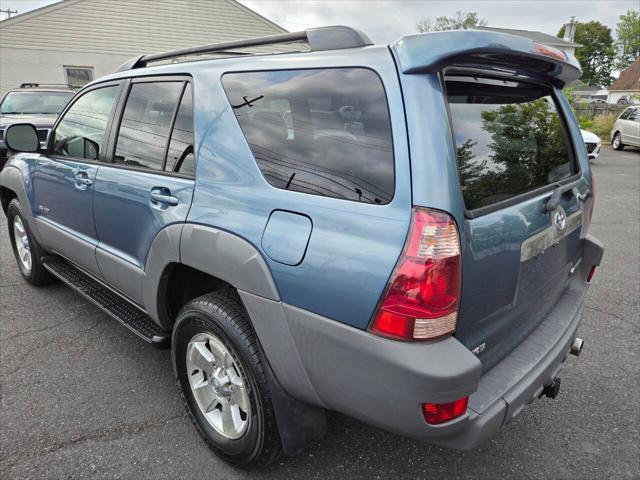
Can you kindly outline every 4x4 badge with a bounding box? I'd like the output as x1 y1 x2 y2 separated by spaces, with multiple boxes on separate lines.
554 207 566 231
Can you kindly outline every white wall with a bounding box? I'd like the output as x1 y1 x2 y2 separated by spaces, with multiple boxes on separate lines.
0 0 286 95
0 47 130 95
608 91 640 104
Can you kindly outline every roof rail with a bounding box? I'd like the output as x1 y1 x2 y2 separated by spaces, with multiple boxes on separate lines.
114 26 373 73
18 82 76 89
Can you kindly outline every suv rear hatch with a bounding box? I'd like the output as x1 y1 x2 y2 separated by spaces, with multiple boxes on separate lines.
393 31 594 370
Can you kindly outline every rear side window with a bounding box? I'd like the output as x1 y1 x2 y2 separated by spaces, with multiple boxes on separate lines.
446 77 575 211
165 83 195 176
114 82 184 171
222 68 394 204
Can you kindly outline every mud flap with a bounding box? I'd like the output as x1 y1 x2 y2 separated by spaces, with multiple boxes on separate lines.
260 350 327 456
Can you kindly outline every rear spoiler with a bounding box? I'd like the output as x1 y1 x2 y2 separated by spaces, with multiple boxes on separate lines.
392 30 581 87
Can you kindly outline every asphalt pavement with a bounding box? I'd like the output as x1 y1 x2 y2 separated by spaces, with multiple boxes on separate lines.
1 147 639 479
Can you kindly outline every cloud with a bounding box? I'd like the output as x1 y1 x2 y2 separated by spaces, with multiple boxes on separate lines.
2 0 637 44
241 0 638 43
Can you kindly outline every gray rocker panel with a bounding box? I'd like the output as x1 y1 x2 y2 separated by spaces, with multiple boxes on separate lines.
96 247 145 307
35 218 102 278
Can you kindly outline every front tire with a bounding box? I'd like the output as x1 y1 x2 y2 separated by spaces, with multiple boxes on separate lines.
172 291 281 469
612 132 624 150
7 199 54 286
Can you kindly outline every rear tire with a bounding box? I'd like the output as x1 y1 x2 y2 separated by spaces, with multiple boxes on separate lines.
7 199 54 286
612 132 624 150
172 291 281 469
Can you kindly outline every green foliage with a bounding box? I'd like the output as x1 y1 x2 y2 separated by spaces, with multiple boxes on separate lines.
616 10 640 70
563 86 588 111
417 11 486 33
458 98 568 207
590 114 617 143
558 21 615 87
579 118 594 130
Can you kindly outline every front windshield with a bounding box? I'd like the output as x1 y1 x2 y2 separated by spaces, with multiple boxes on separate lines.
0 91 74 114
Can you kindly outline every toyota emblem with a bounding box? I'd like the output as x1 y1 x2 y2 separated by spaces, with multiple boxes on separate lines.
554 207 566 231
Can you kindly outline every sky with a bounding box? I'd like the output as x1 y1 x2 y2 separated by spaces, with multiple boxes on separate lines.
0 0 637 44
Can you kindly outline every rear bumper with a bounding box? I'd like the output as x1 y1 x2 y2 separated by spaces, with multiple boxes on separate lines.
240 234 604 450
431 286 585 449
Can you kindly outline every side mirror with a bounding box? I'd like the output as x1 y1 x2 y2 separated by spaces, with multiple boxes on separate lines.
4 123 40 153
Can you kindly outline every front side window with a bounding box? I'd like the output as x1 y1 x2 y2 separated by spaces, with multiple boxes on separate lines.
446 76 575 211
1 91 74 114
114 82 184 171
52 86 118 160
222 68 395 204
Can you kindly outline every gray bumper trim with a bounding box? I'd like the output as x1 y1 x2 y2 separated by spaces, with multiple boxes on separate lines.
240 234 603 449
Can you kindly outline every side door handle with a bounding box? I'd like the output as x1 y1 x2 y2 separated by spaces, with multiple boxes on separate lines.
74 171 93 189
150 188 179 207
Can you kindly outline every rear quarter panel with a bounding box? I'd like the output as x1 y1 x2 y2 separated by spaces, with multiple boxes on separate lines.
184 46 412 329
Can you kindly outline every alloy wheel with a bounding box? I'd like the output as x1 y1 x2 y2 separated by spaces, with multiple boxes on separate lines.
186 332 251 439
13 216 32 273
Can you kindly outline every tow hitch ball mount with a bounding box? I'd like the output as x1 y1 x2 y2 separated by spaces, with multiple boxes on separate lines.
541 377 561 399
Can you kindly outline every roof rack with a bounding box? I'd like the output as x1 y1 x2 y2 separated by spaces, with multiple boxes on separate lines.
114 26 373 73
18 82 76 89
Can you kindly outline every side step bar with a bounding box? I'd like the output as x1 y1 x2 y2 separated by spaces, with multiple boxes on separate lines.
42 256 170 349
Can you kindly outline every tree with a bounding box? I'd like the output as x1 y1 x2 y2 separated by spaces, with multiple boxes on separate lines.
417 11 486 33
457 98 568 208
558 21 615 87
615 10 640 70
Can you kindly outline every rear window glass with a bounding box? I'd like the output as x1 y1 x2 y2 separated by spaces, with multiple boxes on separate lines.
446 77 575 210
222 68 394 204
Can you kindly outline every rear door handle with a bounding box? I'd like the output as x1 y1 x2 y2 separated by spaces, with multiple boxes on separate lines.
543 179 582 213
150 189 179 206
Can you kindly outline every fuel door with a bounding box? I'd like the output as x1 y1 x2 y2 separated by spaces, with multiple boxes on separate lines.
262 210 312 266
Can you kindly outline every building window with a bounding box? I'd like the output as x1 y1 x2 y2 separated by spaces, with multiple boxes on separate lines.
64 66 94 88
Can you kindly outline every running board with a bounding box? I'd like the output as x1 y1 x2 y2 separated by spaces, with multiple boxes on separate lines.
42 256 170 349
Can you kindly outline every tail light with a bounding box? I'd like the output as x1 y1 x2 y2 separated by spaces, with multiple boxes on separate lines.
423 397 469 424
369 208 461 341
533 42 566 61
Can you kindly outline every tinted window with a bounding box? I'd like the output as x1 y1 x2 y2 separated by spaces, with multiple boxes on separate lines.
53 86 118 160
114 82 183 171
446 77 574 210
222 68 394 204
165 83 195 176
628 108 639 121
1 91 74 114
619 108 632 120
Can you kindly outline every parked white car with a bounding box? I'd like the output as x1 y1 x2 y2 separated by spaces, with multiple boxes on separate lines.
611 106 640 150
581 129 601 160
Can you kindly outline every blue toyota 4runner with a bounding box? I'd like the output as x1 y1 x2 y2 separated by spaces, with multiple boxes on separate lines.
0 27 604 469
